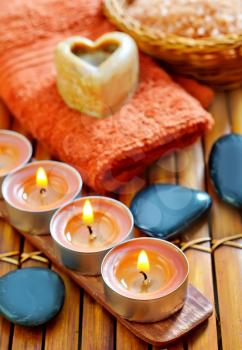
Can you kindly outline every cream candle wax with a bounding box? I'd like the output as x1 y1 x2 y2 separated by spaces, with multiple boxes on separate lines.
55 32 139 118
50 196 134 275
102 238 189 323
2 160 82 234
0 130 32 197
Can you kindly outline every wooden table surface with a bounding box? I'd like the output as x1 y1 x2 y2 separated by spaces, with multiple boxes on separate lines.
0 89 241 350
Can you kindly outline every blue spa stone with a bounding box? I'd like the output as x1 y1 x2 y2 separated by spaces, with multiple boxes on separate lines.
130 184 212 239
209 134 242 208
0 267 65 326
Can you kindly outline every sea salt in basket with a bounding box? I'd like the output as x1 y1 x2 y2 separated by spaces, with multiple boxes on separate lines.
103 0 242 90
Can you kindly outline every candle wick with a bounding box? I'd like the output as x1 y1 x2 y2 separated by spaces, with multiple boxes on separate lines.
87 225 96 240
40 188 47 196
87 225 93 234
140 271 150 287
39 188 47 205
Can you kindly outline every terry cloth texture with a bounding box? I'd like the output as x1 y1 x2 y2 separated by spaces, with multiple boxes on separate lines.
0 0 214 193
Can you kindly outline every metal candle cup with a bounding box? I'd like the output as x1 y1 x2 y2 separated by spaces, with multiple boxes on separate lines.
50 196 134 276
0 130 32 197
101 238 189 323
2 160 82 235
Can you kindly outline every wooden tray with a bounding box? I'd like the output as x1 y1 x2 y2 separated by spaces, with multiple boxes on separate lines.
16 231 213 347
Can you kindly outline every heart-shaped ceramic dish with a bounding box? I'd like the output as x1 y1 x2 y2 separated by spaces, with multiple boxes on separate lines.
55 32 139 118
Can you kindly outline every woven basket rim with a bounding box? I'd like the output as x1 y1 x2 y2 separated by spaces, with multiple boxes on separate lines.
103 0 242 48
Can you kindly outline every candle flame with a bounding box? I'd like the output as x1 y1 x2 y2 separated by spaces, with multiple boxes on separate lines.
36 167 48 189
137 250 150 273
82 199 94 225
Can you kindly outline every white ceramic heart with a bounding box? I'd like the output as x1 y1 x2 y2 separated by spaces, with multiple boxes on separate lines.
55 32 139 118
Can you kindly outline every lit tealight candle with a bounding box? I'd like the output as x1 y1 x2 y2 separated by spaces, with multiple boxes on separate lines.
81 199 96 241
2 161 82 235
50 196 134 275
101 238 189 323
137 250 150 287
36 166 48 193
0 130 32 197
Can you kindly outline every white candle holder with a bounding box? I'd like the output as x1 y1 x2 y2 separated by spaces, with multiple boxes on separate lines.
2 160 82 235
0 130 32 197
101 238 189 323
50 196 134 275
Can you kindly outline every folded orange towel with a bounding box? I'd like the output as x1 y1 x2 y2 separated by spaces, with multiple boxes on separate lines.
172 75 214 110
0 0 213 193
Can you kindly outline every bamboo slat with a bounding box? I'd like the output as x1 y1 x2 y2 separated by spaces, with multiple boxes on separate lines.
34 143 81 350
44 267 80 350
176 143 218 350
81 293 114 350
0 221 20 350
11 241 45 350
119 176 146 238
8 111 43 350
204 92 242 350
148 145 218 350
148 155 184 350
80 185 115 350
119 175 191 350
116 323 148 350
118 178 149 350
230 88 242 133
148 154 176 185
0 99 19 350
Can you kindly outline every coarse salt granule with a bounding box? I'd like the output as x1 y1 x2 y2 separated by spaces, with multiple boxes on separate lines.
126 0 242 38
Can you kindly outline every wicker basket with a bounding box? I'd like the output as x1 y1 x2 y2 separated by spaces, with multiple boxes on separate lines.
103 0 242 90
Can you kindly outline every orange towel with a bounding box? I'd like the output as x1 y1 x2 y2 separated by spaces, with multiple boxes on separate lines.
0 0 214 193
172 75 214 110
